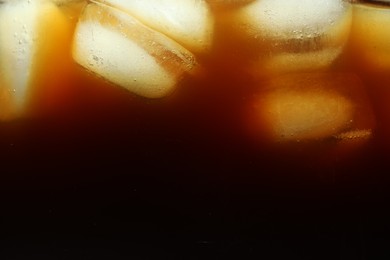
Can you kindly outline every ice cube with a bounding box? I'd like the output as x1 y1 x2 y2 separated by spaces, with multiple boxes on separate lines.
50 0 85 5
351 3 390 71
236 0 350 40
250 73 375 141
72 1 197 99
258 48 343 76
96 0 214 53
231 0 352 75
207 0 255 6
0 0 68 121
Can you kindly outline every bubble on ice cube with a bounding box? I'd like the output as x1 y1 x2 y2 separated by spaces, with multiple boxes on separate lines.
251 73 375 142
351 3 390 71
95 0 214 53
232 0 352 75
72 1 197 99
0 0 68 120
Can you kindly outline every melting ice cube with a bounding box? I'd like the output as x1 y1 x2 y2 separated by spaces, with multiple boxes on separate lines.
96 0 214 53
72 1 198 99
0 0 68 120
231 0 352 75
251 73 375 141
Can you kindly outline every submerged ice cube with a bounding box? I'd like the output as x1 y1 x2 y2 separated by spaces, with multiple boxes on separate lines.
0 0 69 120
250 73 375 142
231 0 352 75
72 1 198 99
96 0 214 53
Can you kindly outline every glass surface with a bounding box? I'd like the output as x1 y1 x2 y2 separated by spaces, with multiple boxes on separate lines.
0 0 389 258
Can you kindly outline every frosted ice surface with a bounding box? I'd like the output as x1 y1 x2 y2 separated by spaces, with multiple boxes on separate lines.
96 0 214 53
72 2 197 98
254 73 372 141
0 0 66 120
236 0 350 40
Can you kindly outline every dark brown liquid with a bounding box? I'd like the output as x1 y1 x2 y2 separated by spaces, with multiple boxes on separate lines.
0 2 389 258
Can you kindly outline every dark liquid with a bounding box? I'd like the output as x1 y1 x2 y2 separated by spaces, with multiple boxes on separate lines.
0 2 389 258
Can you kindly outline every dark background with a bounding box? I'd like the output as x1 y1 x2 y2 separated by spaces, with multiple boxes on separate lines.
1 88 389 259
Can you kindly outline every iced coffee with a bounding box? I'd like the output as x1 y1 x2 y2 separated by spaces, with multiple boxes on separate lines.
0 0 389 169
